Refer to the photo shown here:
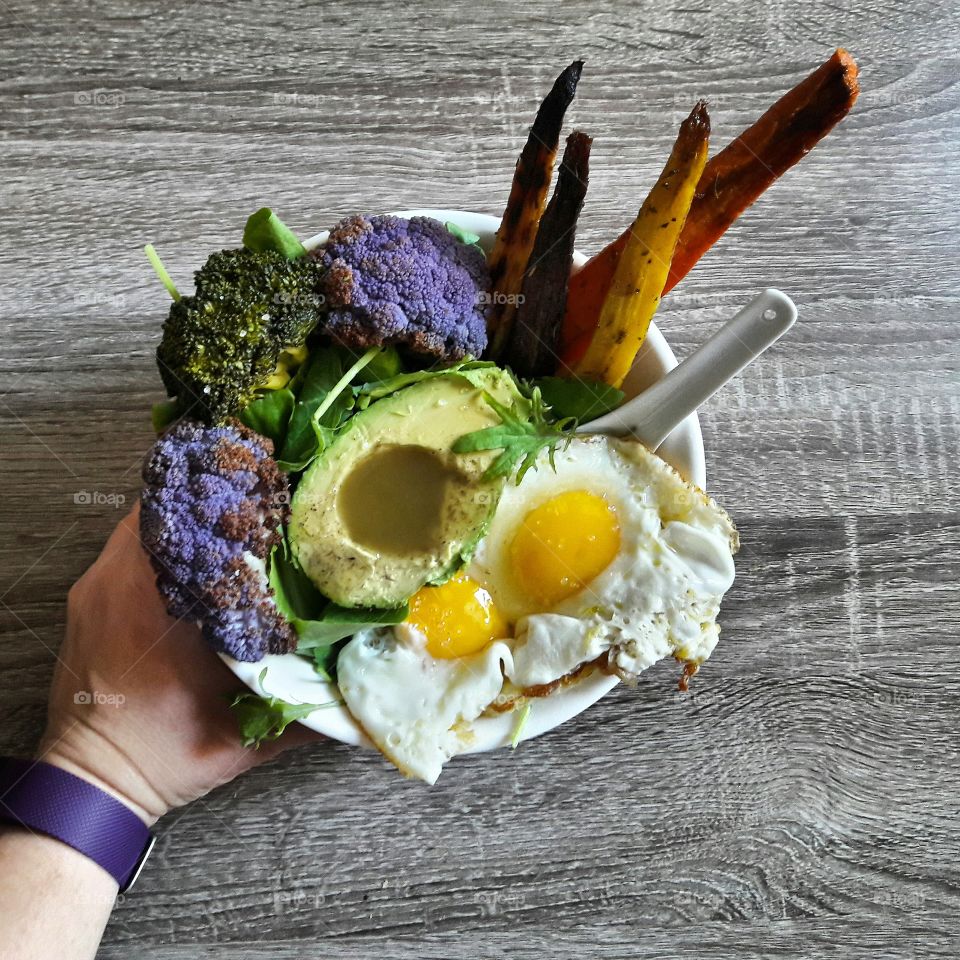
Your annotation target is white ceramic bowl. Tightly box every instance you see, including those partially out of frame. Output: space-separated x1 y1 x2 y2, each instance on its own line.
223 209 705 751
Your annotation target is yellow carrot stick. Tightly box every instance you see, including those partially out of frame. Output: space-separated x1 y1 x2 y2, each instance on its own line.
572 102 710 387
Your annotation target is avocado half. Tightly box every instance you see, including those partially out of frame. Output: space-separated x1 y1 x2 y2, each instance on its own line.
288 368 522 608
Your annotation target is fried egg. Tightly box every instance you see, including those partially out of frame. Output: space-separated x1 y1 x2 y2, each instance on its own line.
336 623 512 784
336 435 738 783
470 436 738 688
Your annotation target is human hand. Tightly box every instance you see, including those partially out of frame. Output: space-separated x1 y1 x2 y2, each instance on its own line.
38 506 319 825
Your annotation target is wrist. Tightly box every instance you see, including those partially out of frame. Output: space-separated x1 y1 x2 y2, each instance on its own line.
0 821 120 896
0 756 157 894
0 823 119 958
39 728 168 826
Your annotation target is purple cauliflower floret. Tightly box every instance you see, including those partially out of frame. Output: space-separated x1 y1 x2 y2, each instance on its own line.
140 419 295 662
318 215 489 362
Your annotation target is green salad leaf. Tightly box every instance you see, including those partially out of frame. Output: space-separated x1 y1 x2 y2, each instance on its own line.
239 388 296 449
293 602 409 650
151 398 182 433
359 345 403 384
268 533 408 679
306 646 337 682
268 533 328 620
275 346 375 471
308 347 380 428
229 667 336 749
143 243 181 301
445 221 484 255
510 702 532 749
242 207 307 260
452 388 576 482
270 343 443 469
358 359 496 403
532 376 624 422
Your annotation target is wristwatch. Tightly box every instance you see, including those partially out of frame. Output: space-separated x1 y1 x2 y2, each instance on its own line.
0 757 156 892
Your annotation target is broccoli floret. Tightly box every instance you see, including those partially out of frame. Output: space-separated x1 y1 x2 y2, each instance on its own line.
318 215 489 363
157 249 324 423
140 419 295 662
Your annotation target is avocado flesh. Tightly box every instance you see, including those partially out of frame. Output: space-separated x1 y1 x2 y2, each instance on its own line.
289 368 522 608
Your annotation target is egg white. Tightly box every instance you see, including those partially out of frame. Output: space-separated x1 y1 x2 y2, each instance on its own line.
336 625 513 784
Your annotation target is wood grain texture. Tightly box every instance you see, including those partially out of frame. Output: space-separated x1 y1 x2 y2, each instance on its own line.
1 0 959 956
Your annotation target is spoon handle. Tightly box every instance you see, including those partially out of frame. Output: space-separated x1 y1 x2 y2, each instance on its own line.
581 288 797 449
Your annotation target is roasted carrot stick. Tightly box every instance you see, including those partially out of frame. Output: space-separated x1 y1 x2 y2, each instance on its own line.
503 131 593 379
571 102 709 388
487 60 583 361
558 49 860 367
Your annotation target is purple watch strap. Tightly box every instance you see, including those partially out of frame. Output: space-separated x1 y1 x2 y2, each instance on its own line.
0 757 154 892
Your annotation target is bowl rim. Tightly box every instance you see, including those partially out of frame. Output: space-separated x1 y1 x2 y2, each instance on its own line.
221 208 706 755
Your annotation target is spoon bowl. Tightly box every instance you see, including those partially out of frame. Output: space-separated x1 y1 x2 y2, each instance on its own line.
581 288 797 449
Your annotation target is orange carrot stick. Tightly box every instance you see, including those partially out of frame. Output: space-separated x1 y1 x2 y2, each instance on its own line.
558 49 860 367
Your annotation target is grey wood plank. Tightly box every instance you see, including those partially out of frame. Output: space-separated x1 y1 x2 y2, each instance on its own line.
1 0 958 957
94 917 960 960
82 672 960 942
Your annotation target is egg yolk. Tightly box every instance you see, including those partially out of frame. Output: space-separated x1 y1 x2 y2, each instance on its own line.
406 574 509 659
510 490 621 608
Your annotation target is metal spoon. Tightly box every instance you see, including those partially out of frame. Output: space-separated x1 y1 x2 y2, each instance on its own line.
579 287 797 448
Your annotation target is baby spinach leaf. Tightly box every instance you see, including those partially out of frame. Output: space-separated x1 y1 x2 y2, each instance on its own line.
151 398 182 433
532 376 624 422
293 603 409 651
269 536 408 657
243 207 307 260
276 345 382 471
239 388 295 449
357 346 403 384
276 347 358 470
305 644 338 681
269 537 328 621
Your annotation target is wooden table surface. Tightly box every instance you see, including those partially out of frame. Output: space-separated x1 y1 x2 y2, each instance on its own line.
2 0 958 956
